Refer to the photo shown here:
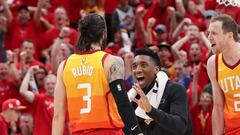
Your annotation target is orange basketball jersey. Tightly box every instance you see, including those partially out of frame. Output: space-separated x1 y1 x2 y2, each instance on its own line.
63 50 124 133
216 53 240 135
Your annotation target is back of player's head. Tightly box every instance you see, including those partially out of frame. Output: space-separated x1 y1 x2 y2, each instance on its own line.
76 14 107 52
210 14 238 42
135 47 161 68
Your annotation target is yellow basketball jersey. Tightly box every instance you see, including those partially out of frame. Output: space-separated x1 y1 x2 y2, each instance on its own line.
63 50 124 132
217 53 240 134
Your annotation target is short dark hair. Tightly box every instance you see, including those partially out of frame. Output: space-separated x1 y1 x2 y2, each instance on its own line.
135 47 161 67
210 14 238 42
18 5 29 12
76 13 107 52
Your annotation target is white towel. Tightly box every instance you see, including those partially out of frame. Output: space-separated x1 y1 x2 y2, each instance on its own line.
128 71 168 124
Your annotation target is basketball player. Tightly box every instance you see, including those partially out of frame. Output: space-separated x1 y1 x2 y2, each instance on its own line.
52 14 143 135
207 14 240 135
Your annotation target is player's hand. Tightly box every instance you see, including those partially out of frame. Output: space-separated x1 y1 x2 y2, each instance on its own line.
131 83 152 113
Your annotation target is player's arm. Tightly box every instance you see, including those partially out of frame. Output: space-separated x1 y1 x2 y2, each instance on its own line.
207 55 224 135
104 55 142 135
52 61 67 135
19 66 38 103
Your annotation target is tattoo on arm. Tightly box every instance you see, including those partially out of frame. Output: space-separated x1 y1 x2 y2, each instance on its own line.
108 58 124 83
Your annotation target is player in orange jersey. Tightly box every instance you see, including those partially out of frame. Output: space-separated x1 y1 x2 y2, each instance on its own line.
52 13 143 135
207 14 240 135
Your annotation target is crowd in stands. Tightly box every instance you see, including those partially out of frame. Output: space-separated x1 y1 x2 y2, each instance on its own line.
0 0 239 134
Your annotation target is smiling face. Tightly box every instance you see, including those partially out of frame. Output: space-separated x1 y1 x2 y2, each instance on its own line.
132 55 159 89
207 21 227 53
44 75 57 96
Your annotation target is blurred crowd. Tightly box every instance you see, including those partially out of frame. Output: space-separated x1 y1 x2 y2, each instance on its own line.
0 0 240 135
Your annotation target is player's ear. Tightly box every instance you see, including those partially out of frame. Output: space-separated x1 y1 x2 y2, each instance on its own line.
154 66 160 74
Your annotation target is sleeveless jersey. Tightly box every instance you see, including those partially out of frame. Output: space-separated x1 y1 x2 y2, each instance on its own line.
216 53 240 134
63 51 124 132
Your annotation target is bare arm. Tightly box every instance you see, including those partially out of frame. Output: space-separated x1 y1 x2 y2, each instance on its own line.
0 0 13 24
52 61 67 135
145 18 155 45
200 32 212 58
19 67 36 103
34 0 43 23
104 55 142 134
207 55 224 135
136 7 147 45
171 34 189 57
175 0 186 15
171 18 191 40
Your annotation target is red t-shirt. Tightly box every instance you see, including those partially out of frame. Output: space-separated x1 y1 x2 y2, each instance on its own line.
184 11 206 31
43 27 79 50
0 115 8 135
104 0 119 14
216 5 240 25
135 0 169 48
190 105 212 135
68 0 83 23
0 80 19 112
32 94 54 135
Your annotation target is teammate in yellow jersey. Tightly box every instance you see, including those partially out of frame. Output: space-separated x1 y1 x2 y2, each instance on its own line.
52 13 143 135
207 14 240 135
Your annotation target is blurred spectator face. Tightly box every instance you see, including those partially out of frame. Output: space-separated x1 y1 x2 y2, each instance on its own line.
18 9 30 25
34 67 47 88
174 61 184 80
0 63 8 81
199 92 212 107
120 0 129 6
114 30 122 43
44 75 56 96
54 7 68 26
87 0 97 7
189 43 201 63
187 24 199 40
156 31 168 43
187 1 197 15
178 50 187 63
21 41 35 59
6 109 20 122
141 0 153 6
132 55 158 88
19 114 33 135
158 47 171 61
59 43 71 60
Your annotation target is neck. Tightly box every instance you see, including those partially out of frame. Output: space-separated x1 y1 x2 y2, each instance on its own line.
90 43 101 51
1 112 10 123
222 42 240 63
142 78 156 94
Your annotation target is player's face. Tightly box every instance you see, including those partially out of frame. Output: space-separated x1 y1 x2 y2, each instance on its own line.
208 21 227 53
132 55 159 89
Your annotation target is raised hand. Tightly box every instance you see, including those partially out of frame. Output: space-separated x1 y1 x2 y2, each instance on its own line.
131 83 152 113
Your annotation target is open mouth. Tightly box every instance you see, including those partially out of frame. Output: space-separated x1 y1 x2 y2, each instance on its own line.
211 44 216 47
136 77 145 83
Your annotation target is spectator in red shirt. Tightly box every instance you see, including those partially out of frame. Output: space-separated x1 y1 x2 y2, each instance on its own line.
190 84 213 135
0 98 26 135
0 61 21 112
16 40 45 75
43 7 79 51
20 66 68 135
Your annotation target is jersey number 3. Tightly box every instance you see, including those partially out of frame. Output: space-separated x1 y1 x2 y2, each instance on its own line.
77 83 91 114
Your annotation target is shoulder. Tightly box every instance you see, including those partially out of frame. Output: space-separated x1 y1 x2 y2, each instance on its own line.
103 55 124 82
165 80 187 96
104 54 124 67
207 54 217 80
